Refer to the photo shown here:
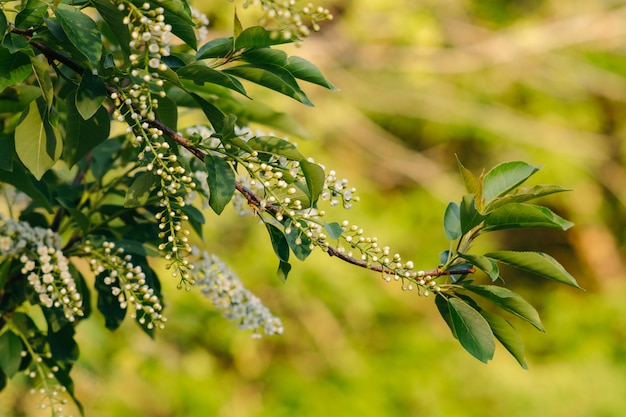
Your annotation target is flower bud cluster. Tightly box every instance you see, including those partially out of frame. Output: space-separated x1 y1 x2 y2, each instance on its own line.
0 215 83 322
191 7 210 43
84 241 167 330
21 349 72 417
191 250 284 337
321 170 359 209
245 0 334 38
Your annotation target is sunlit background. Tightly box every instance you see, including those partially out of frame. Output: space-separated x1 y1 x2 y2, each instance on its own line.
4 0 626 415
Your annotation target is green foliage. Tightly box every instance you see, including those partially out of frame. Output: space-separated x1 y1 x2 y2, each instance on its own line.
0 0 578 415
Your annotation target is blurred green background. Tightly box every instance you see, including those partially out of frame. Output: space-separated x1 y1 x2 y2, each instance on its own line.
5 0 626 415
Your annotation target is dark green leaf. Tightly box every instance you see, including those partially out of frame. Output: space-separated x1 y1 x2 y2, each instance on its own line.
76 72 107 120
15 97 62 180
464 285 544 331
177 64 247 96
324 221 342 240
482 161 540 204
284 218 313 261
0 50 32 93
0 330 22 377
235 26 294 49
0 161 53 213
64 92 110 166
0 132 15 171
196 36 235 59
92 0 132 58
154 95 178 132
460 194 486 234
15 0 48 30
124 172 159 208
484 203 573 231
0 258 11 289
485 184 571 212
480 309 528 369
1 33 30 54
443 201 461 240
485 250 581 289
265 223 290 262
242 47 288 66
300 160 325 206
224 64 313 106
205 154 236 215
47 322 78 363
277 260 291 283
458 252 499 281
0 10 7 39
286 56 338 90
30 56 53 110
435 294 456 338
55 3 102 69
95 272 126 331
189 92 225 132
449 297 495 363
248 136 305 161
162 6 196 50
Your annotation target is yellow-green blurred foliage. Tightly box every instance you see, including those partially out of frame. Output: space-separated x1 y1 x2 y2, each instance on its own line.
4 0 626 416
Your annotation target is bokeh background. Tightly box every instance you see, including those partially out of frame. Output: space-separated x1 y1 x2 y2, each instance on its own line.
4 0 626 415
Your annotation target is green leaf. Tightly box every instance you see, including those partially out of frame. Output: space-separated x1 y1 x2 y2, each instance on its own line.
196 36 235 59
443 201 461 240
224 64 313 106
460 194 486 234
188 92 225 132
92 0 132 58
0 330 22 377
435 294 456 338
277 260 291 283
1 33 30 54
485 184 571 212
265 223 290 262
0 258 11 289
484 203 574 231
95 272 127 331
154 95 178 132
76 72 106 120
64 92 110 166
161 3 197 50
482 161 540 204
124 172 159 208
176 64 247 96
235 26 294 49
458 252 499 281
55 3 102 69
464 285 545 331
0 160 53 212
485 250 581 289
233 10 243 38
449 297 495 363
15 0 48 30
324 221 343 240
242 47 288 66
205 154 236 215
456 155 482 198
286 56 338 90
0 132 15 171
248 136 305 161
0 10 7 39
479 309 528 369
30 56 54 110
0 50 32 93
300 160 325 206
15 97 62 180
284 218 313 261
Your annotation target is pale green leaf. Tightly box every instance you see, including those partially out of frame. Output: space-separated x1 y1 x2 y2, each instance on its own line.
286 56 338 90
486 250 581 289
464 285 545 331
484 203 573 231
482 161 540 203
30 56 53 110
124 173 159 208
324 221 342 240
485 184 571 212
